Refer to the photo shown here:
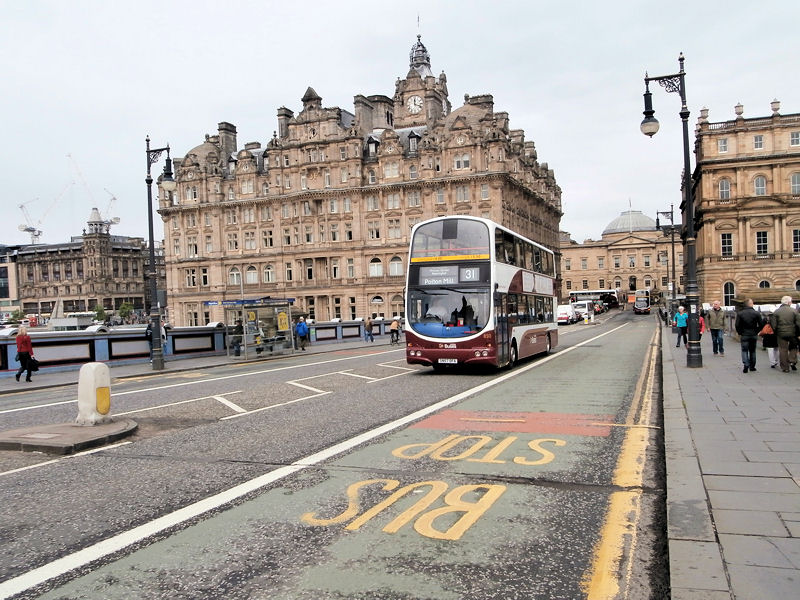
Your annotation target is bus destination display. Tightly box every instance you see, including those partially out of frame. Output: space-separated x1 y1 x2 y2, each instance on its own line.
418 265 482 286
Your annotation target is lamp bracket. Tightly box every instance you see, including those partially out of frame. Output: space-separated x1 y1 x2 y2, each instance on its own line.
645 73 682 95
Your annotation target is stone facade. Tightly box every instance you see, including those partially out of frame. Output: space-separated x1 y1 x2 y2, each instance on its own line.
14 208 161 318
160 37 562 326
694 101 800 305
559 210 683 302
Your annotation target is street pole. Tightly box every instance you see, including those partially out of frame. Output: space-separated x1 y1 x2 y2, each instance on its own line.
145 136 176 371
641 53 702 368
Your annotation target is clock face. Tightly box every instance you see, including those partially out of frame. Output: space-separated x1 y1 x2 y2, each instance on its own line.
407 95 423 114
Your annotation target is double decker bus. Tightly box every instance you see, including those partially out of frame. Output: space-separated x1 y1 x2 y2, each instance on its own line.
633 289 651 314
405 216 557 370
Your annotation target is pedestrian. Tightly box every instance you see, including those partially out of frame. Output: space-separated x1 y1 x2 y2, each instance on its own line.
769 295 800 373
145 321 154 361
296 316 309 350
734 298 764 373
672 305 688 348
698 313 706 339
706 300 726 356
231 319 244 356
15 325 35 382
365 316 374 342
760 318 779 369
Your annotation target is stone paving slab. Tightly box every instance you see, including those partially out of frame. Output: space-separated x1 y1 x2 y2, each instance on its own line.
0 418 138 454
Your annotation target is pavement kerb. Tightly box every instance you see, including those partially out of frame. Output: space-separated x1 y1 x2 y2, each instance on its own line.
661 325 731 597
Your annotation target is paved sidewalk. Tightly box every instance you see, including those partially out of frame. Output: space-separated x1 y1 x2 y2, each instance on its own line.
663 326 800 599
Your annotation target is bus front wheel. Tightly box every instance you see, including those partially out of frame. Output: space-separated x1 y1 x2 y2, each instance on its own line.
508 342 518 369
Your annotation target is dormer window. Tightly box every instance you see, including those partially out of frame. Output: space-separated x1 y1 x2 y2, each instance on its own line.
409 136 418 153
368 139 379 157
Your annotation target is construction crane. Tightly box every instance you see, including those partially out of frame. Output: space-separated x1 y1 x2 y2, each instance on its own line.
17 180 75 243
66 153 96 206
103 188 121 225
18 201 43 243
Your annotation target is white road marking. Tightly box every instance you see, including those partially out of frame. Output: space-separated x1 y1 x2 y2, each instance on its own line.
337 370 378 381
0 441 132 478
212 395 247 413
114 391 243 417
0 325 627 599
0 350 399 416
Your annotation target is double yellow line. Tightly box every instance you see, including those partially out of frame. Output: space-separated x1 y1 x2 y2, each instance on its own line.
582 326 660 599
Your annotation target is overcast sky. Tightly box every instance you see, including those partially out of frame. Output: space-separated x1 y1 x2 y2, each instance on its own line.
3 0 798 247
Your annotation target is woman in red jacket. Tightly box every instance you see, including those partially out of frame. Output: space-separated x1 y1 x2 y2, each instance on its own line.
15 325 34 382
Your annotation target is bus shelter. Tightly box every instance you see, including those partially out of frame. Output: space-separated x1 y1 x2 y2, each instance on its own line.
205 297 295 359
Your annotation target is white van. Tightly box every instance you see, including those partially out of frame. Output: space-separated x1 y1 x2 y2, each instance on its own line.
571 301 594 319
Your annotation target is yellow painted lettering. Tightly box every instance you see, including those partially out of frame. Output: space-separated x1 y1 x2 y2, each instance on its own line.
392 434 462 459
513 438 566 466
466 435 518 464
346 481 448 531
301 479 398 526
430 435 493 461
414 484 507 540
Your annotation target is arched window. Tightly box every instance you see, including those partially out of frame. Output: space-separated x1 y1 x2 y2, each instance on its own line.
389 256 403 276
614 279 622 290
795 279 800 291
791 173 800 195
228 267 241 285
263 264 274 283
391 294 404 318
758 280 771 288
718 178 731 200
754 175 767 196
245 265 258 284
409 165 418 179
368 257 383 277
368 169 376 184
723 282 735 306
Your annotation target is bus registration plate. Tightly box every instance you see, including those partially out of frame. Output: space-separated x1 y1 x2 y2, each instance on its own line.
438 358 458 364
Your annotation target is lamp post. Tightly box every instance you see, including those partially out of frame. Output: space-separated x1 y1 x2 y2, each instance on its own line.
656 204 678 321
145 136 176 371
641 53 702 368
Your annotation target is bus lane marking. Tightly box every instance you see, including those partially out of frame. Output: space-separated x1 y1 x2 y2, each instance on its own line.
582 326 659 599
412 409 616 436
0 326 627 599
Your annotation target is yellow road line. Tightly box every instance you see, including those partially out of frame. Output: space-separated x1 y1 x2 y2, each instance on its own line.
582 326 659 599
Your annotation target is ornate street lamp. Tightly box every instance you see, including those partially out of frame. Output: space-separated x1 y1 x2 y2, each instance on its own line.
145 136 176 371
641 53 702 368
656 204 678 321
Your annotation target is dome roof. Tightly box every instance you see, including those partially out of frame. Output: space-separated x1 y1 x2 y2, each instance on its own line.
602 210 657 235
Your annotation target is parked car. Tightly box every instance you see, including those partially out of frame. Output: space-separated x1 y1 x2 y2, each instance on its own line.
557 304 579 325
571 300 594 320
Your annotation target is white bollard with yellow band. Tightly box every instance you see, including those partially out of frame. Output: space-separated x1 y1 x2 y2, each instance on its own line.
76 363 113 425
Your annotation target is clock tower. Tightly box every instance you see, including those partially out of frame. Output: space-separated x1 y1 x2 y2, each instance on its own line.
393 35 450 128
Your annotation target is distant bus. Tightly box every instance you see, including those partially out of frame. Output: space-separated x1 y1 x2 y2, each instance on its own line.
405 216 557 370
633 289 651 314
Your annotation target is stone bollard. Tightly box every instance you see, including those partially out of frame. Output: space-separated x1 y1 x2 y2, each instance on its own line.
76 363 113 425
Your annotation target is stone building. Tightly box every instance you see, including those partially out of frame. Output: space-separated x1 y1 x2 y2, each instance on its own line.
160 37 562 326
694 100 800 305
559 210 682 302
14 208 161 318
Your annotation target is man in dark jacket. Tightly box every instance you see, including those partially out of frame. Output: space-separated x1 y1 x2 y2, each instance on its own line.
735 298 763 373
706 300 726 356
769 295 800 372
